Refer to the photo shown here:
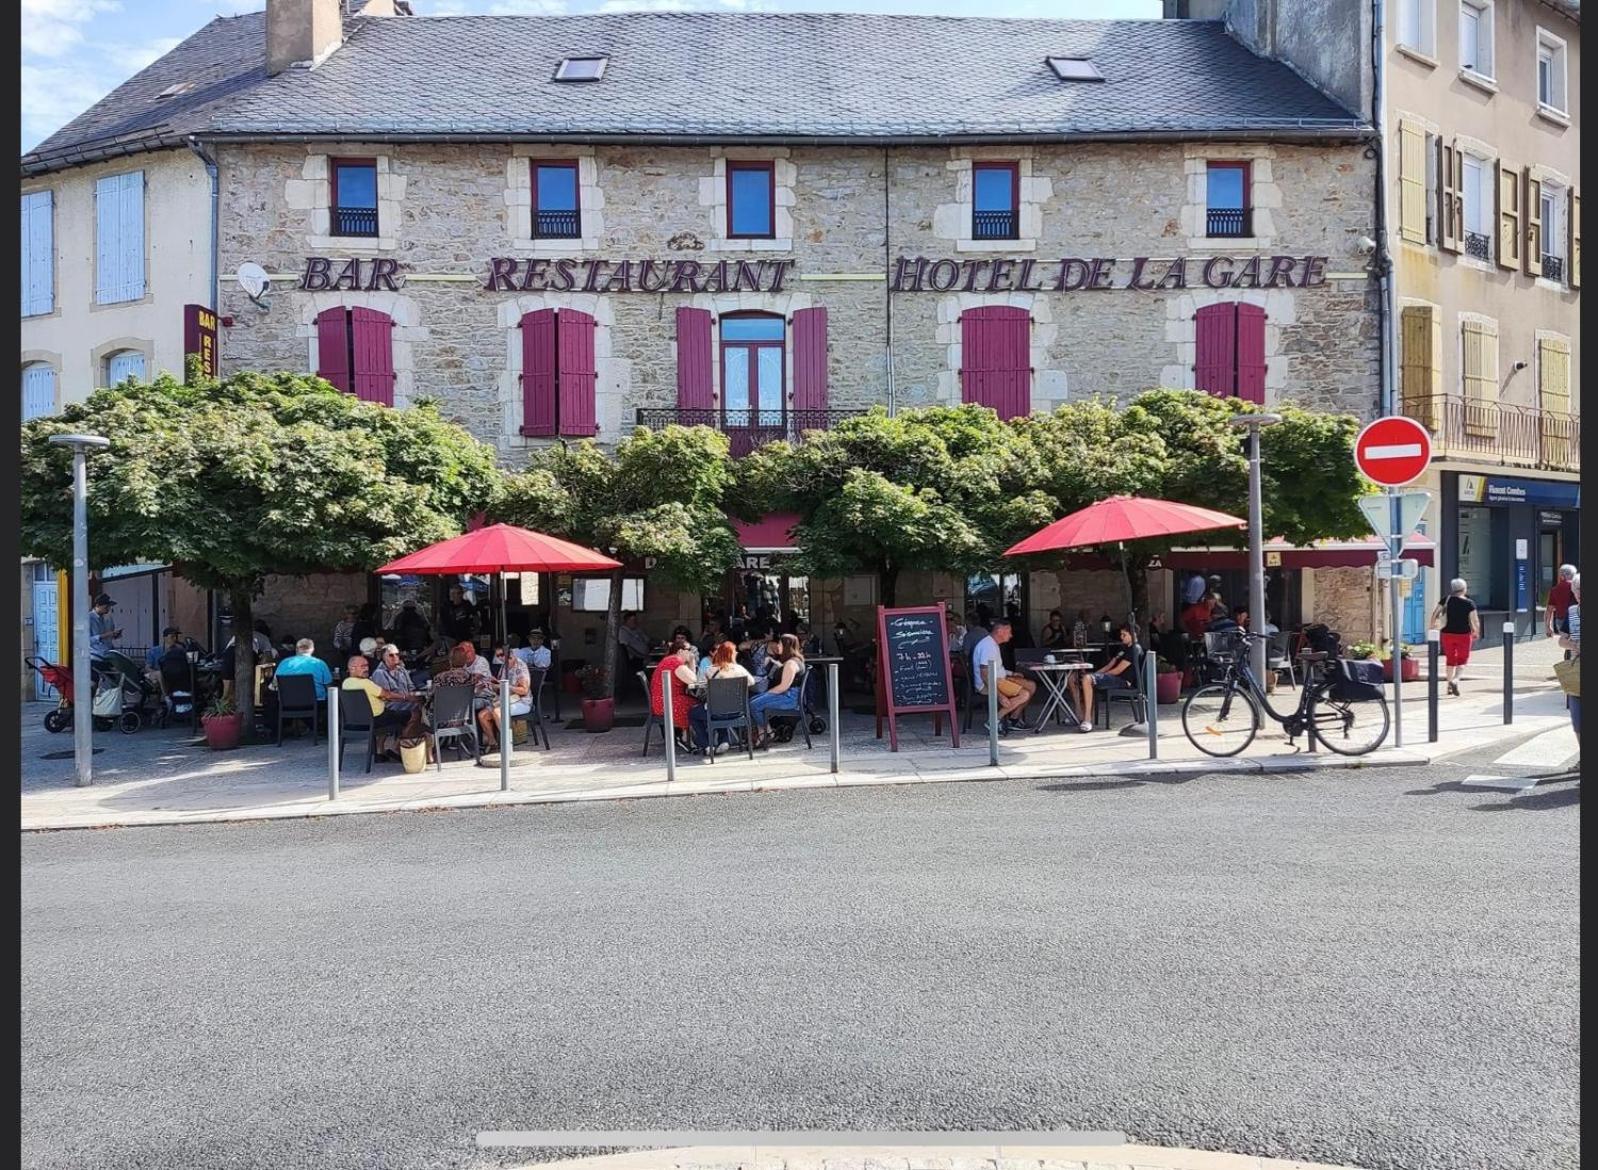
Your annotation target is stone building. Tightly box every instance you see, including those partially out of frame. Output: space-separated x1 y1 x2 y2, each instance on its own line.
22 0 1391 666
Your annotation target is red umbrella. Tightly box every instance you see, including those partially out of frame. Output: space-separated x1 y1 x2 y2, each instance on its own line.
1005 496 1244 557
378 524 620 576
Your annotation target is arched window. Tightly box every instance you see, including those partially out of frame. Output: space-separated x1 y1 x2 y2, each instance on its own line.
104 349 146 386
315 306 395 405
21 362 56 421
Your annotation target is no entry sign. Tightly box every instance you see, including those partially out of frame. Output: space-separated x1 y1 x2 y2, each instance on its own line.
1354 416 1432 487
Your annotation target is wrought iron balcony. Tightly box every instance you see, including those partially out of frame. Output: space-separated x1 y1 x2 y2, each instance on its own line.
1402 395 1580 472
332 206 379 238
534 209 581 239
1541 254 1565 282
1206 207 1252 238
634 407 866 457
972 210 1018 240
1464 231 1492 261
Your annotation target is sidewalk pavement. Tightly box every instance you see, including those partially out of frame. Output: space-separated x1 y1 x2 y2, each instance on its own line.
528 1143 1356 1170
19 639 1573 832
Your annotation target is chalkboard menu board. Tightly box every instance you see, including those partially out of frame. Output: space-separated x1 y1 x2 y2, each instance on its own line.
875 604 959 751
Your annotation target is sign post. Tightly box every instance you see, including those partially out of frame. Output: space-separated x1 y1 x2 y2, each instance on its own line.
1354 416 1434 752
874 605 960 753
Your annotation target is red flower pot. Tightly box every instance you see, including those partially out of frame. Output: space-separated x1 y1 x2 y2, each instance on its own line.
201 712 243 751
1156 670 1183 705
1382 656 1420 683
580 698 614 733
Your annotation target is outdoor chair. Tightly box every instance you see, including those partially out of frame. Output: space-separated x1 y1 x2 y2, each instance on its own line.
157 656 197 733
275 672 322 745
1266 629 1300 690
337 689 380 775
957 658 978 732
429 683 480 770
638 670 667 756
767 669 816 748
519 669 549 750
1097 643 1148 730
703 676 754 762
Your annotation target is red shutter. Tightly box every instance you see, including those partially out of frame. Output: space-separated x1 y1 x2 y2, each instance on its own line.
674 307 714 413
959 305 1030 420
1235 303 1266 404
556 309 598 437
315 307 351 393
1194 303 1238 396
519 308 557 437
350 307 395 406
791 307 829 414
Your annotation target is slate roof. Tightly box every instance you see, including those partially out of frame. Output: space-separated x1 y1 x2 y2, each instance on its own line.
23 11 1368 176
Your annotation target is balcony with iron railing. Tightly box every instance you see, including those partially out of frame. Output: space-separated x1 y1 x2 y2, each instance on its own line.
635 407 867 457
971 210 1018 240
1463 231 1492 261
534 208 581 239
332 206 379 238
1206 207 1252 238
1403 395 1580 472
1541 254 1565 282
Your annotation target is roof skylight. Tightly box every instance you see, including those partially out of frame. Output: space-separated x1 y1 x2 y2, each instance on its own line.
554 56 608 82
1047 57 1105 82
155 81 196 99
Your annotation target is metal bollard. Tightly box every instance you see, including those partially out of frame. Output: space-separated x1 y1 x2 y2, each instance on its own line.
827 662 840 775
1503 621 1516 725
662 667 677 783
1426 629 1440 744
987 661 1000 767
1146 654 1159 760
500 674 511 792
327 689 340 801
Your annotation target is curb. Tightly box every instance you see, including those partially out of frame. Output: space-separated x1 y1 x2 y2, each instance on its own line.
517 1143 1360 1170
18 748 1429 833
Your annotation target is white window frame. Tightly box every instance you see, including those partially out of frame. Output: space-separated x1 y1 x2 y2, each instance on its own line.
1540 181 1568 272
1536 28 1568 115
1396 0 1437 58
20 190 54 318
1461 152 1491 241
1459 0 1495 81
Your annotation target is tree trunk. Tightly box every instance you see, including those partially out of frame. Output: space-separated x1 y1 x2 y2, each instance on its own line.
602 566 623 700
229 585 256 741
880 562 898 608
1120 547 1151 641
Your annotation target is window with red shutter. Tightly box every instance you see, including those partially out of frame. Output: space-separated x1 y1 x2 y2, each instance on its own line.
960 305 1030 420
1194 302 1267 401
1235 304 1267 404
557 309 598 437
315 307 351 393
350 307 395 405
791 307 829 417
675 306 714 418
519 308 557 437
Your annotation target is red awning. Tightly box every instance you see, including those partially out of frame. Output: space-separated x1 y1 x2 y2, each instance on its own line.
1163 532 1435 570
733 512 801 552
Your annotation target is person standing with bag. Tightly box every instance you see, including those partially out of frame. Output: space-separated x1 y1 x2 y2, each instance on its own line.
1556 575 1580 744
1432 578 1481 697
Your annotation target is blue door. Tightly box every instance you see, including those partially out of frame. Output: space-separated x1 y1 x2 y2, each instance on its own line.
1402 567 1428 644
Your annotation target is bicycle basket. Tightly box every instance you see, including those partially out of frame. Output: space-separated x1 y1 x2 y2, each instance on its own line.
1330 658 1384 702
1203 629 1247 660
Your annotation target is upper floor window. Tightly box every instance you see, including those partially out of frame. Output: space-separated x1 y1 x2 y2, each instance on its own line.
1459 0 1494 79
1195 302 1267 404
94 171 144 305
104 349 146 386
726 161 775 240
21 362 56 422
1206 162 1251 238
316 306 395 404
531 161 581 239
1539 183 1568 282
720 313 786 428
1460 153 1492 260
330 158 379 238
21 190 53 317
519 307 598 438
1396 0 1436 56
971 162 1019 240
1537 30 1568 114
960 305 1031 420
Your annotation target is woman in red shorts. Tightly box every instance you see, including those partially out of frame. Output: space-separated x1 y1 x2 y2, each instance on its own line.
1433 578 1482 697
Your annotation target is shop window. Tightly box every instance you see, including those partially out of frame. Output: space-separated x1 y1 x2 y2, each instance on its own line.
1456 505 1503 609
726 161 775 239
21 362 56 421
94 171 144 304
532 161 581 239
104 349 146 386
330 158 379 238
316 306 396 405
1194 302 1266 403
1206 162 1251 238
971 162 1019 240
572 576 643 612
21 190 53 317
1459 0 1494 80
960 305 1031 419
519 307 597 437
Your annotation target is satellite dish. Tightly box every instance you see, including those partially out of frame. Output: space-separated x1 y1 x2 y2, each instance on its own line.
236 262 271 304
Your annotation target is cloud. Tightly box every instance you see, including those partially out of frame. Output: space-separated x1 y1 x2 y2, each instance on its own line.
21 61 113 147
20 0 121 57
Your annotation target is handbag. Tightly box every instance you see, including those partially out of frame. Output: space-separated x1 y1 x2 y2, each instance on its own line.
1553 656 1581 698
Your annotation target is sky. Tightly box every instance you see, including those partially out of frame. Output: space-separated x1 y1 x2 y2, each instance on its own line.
20 0 1165 152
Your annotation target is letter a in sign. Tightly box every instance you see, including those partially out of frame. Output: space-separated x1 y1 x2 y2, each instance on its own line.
1353 416 1432 488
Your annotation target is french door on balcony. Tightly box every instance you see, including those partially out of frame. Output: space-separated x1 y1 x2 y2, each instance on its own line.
721 313 786 456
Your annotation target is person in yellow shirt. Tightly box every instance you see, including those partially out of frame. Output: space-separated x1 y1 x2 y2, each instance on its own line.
341 655 418 760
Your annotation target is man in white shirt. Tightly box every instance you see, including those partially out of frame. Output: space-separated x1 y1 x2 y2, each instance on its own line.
457 640 492 681
970 619 1035 734
517 629 553 673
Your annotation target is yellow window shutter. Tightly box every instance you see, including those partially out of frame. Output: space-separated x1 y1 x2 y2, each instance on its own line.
1461 321 1497 438
1438 140 1461 253
1400 307 1438 427
1399 123 1427 244
1496 162 1520 270
1570 189 1581 288
1525 173 1544 277
1538 338 1572 467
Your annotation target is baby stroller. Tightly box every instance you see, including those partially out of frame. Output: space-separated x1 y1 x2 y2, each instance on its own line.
767 668 829 745
25 656 146 734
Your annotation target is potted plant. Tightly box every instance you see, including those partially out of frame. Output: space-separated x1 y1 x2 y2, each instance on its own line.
1379 641 1421 683
1347 641 1379 662
1155 655 1182 705
201 695 243 751
577 665 614 733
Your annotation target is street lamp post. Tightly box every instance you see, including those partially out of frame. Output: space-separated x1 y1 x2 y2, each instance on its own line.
49 433 111 788
1228 413 1281 687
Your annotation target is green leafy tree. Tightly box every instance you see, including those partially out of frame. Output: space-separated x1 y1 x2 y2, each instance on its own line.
19 372 502 725
740 406 1056 605
497 425 741 698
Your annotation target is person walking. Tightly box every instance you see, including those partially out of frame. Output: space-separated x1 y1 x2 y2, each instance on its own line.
1432 578 1481 697
1557 575 1580 745
1546 564 1578 638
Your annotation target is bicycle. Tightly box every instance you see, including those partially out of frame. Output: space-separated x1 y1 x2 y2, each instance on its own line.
1180 629 1390 758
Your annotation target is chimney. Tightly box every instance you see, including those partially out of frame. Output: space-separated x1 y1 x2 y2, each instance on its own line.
267 0 343 76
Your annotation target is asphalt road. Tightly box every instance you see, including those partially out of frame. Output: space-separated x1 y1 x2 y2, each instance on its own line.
21 740 1579 1170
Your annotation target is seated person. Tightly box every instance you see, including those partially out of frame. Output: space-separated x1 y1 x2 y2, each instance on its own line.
430 646 500 751
690 640 755 755
1179 597 1214 639
1072 624 1139 731
276 638 335 701
1040 610 1068 650
456 640 493 682
372 644 419 713
144 627 184 686
649 639 702 751
970 618 1035 734
1207 606 1246 634
341 654 419 759
750 635 782 694
516 629 553 674
750 635 807 750
480 647 532 750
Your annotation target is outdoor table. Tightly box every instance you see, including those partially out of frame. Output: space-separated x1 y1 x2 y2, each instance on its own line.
1021 661 1092 733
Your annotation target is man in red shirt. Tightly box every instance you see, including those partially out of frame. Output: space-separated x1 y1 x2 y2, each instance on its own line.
1546 564 1577 637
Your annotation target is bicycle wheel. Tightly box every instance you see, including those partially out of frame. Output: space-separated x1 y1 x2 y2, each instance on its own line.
1182 684 1261 757
1309 684 1390 756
